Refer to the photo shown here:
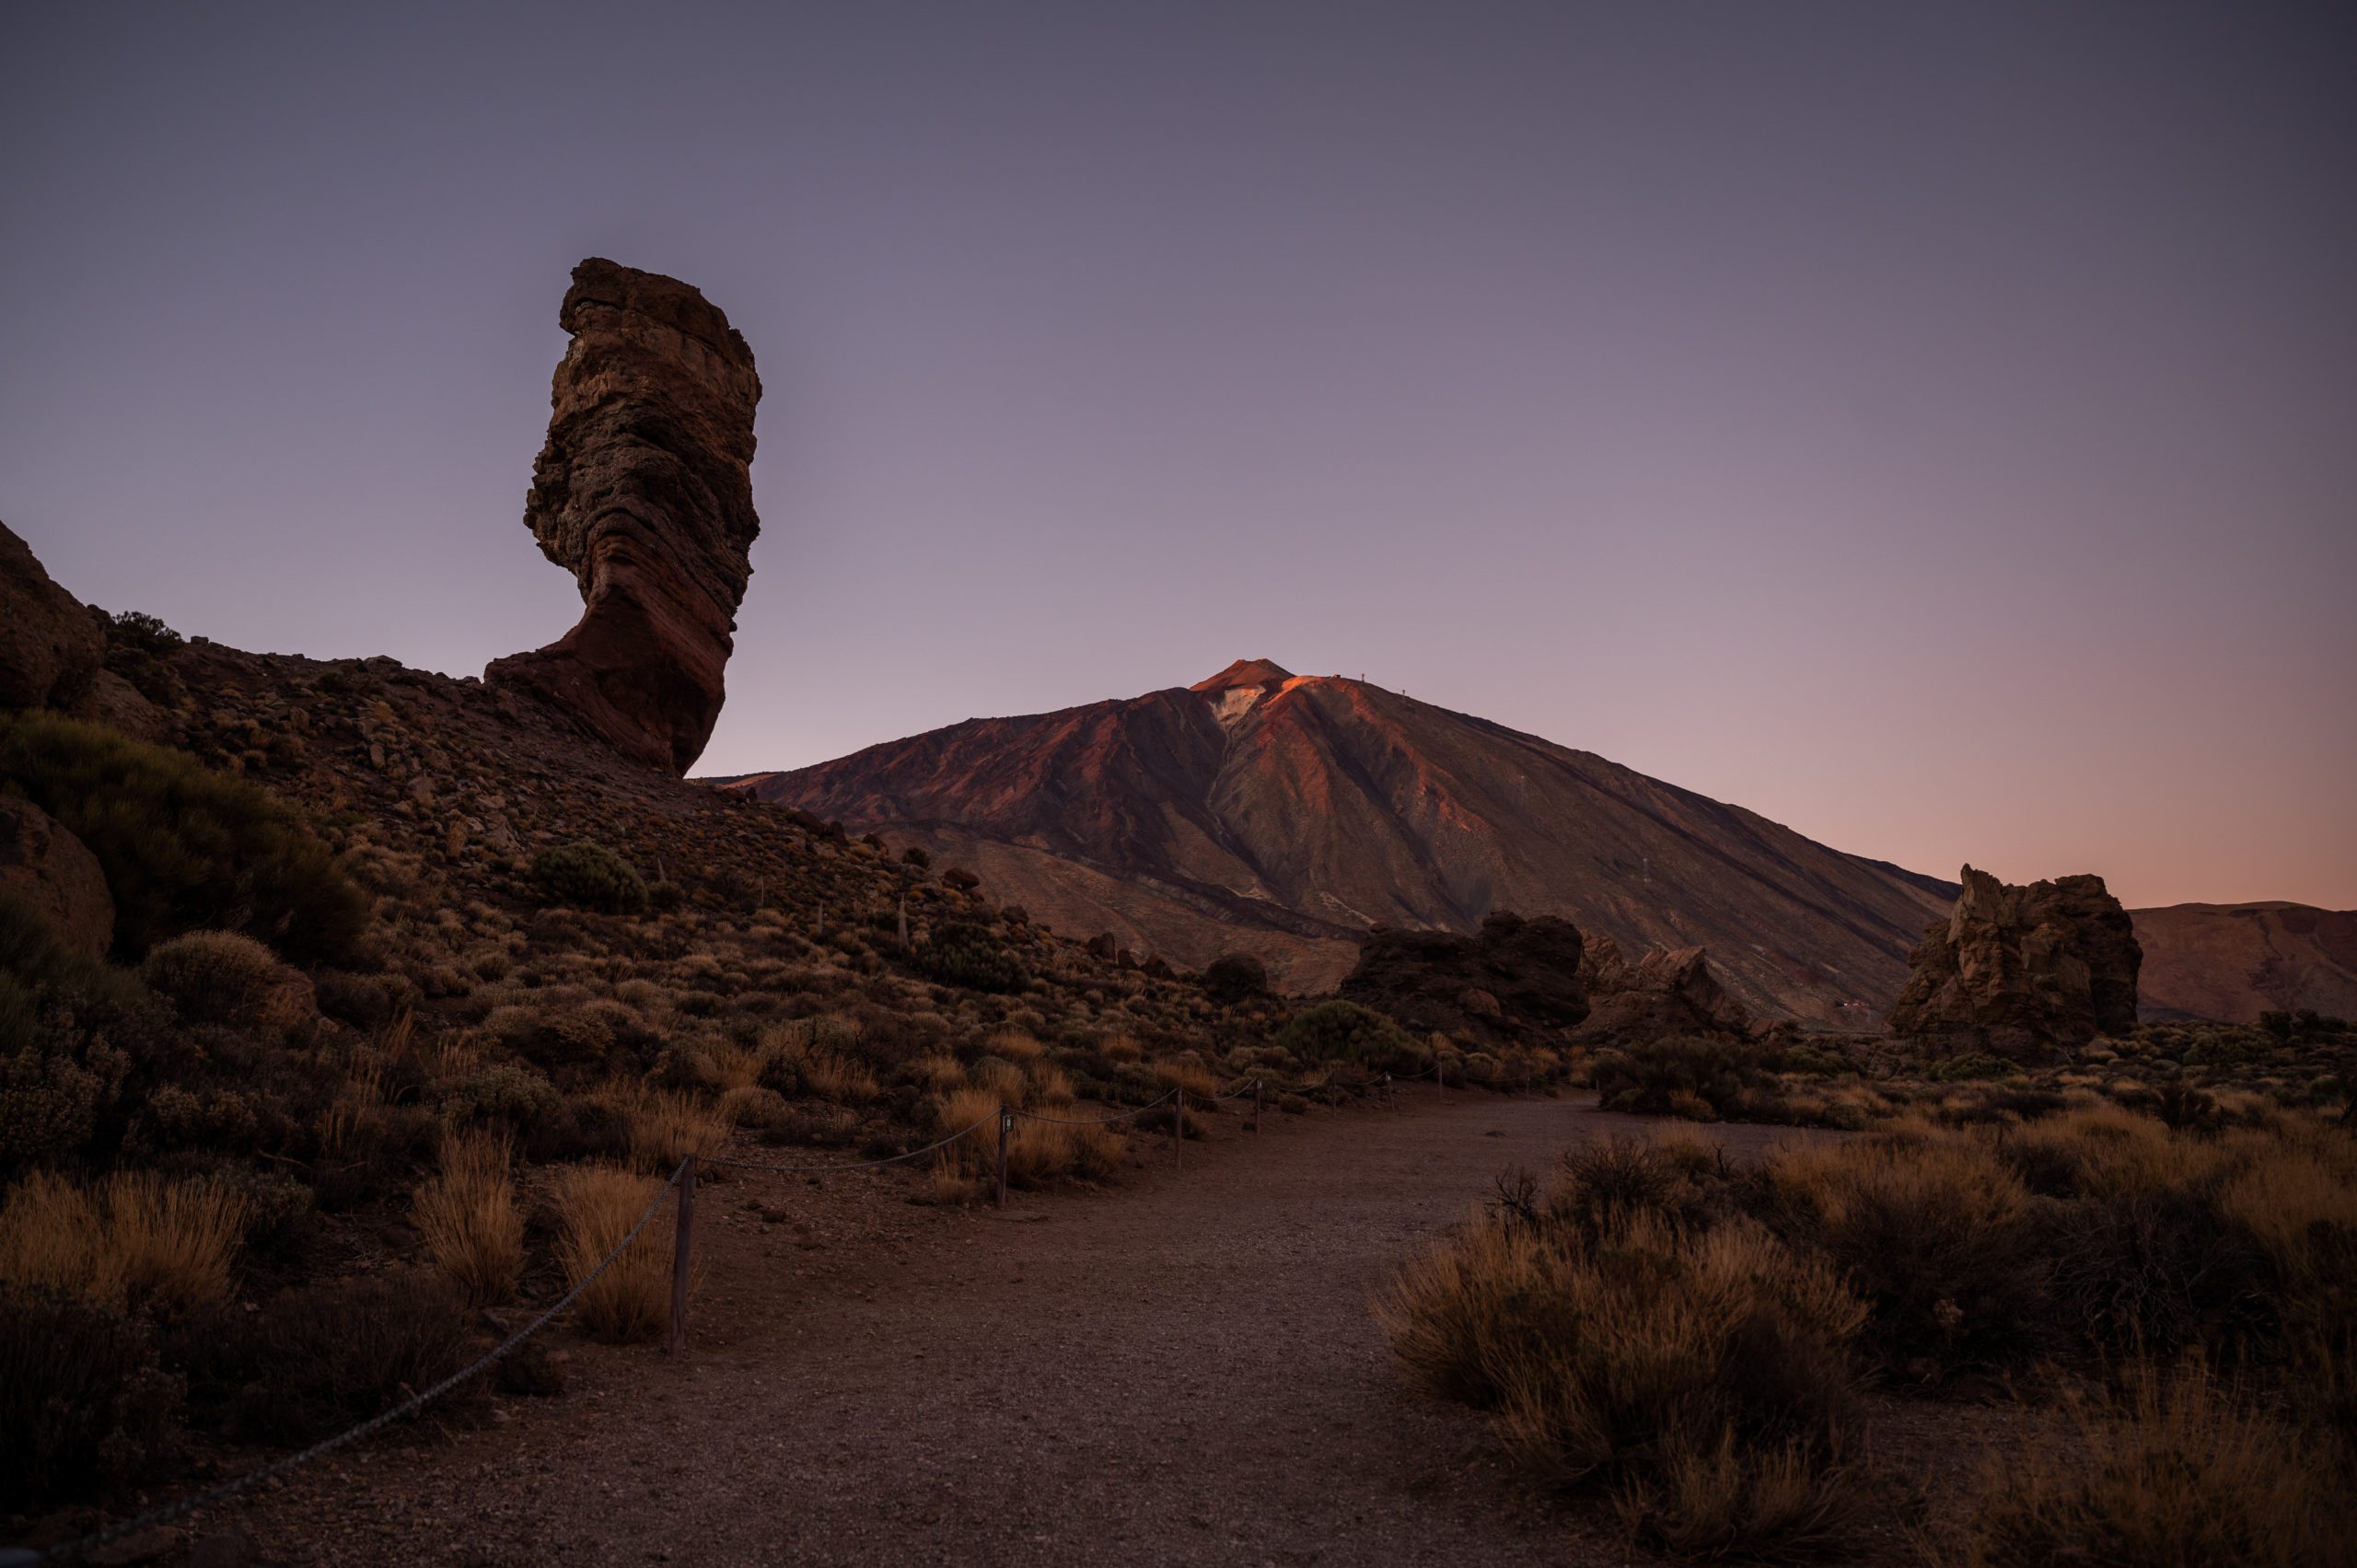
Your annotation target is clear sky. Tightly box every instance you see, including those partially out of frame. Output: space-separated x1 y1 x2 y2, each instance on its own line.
4 3 2351 909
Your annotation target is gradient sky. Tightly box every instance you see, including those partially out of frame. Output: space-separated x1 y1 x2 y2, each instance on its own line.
5 3 2352 909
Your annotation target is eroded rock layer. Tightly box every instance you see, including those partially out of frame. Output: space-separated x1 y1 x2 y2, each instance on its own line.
488 259 762 773
1886 865 2142 1061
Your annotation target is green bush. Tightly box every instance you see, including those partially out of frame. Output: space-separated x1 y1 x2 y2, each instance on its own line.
910 921 1029 993
1588 1034 1778 1119
1272 1001 1431 1073
528 842 647 914
0 1288 184 1512
1927 1052 2025 1083
140 930 294 1028
1 893 145 1172
0 711 368 963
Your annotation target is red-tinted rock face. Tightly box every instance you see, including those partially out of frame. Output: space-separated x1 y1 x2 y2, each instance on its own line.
487 260 762 773
1886 865 2142 1060
737 664 1959 1016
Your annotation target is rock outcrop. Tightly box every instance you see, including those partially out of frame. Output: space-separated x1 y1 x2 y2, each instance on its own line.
1 521 104 713
0 796 114 956
1886 865 2142 1061
487 260 762 773
1574 935 1753 1042
1339 912 1588 1045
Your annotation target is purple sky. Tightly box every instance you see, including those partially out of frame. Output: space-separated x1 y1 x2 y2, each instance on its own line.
5 4 2352 909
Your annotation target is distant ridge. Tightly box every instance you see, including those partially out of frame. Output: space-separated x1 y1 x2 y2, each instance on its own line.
726 664 1960 1019
2130 901 2357 1023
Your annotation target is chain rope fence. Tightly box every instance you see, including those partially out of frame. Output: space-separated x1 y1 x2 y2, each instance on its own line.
22 1053 1548 1562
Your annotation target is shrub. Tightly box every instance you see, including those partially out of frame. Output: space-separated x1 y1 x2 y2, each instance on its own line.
139 929 302 1029
910 921 1028 994
412 1128 522 1307
221 1273 481 1444
0 1288 183 1512
1926 1052 2022 1083
554 1165 672 1343
529 842 648 915
1588 1034 1777 1120
0 710 368 962
1766 1132 2047 1382
1936 1362 2349 1568
1271 1001 1430 1074
1380 1138 1865 1559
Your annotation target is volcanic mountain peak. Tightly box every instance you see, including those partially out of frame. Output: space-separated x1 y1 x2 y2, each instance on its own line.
1190 657 1295 693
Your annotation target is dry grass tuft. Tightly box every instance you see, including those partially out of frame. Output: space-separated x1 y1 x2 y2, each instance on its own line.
0 1170 248 1313
1152 1060 1221 1098
1379 1132 1864 1559
606 1085 729 1175
1935 1361 2351 1568
553 1164 672 1343
412 1128 522 1306
985 1029 1046 1063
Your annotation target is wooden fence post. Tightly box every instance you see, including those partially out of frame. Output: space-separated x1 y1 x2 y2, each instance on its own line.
1173 1086 1184 1169
1436 1056 1446 1091
1253 1076 1263 1135
995 1106 1011 1208
668 1154 697 1355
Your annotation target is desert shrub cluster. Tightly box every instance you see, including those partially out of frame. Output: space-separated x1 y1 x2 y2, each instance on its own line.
1384 1108 2357 1561
0 711 367 963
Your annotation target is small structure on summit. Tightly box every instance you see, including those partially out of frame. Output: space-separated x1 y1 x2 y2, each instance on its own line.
488 259 763 773
1884 865 2142 1062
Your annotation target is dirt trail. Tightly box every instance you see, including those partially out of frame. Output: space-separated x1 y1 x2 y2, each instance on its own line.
228 1090 1785 1566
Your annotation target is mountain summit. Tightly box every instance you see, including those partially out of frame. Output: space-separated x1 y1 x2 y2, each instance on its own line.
728 668 1959 1019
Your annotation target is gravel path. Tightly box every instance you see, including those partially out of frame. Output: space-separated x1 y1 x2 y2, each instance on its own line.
221 1089 1794 1566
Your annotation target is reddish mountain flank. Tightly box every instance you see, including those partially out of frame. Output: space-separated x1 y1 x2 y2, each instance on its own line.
725 662 1960 1021
2130 901 2357 1023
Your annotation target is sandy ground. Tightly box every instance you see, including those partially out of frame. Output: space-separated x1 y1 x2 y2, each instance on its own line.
191 1089 1951 1567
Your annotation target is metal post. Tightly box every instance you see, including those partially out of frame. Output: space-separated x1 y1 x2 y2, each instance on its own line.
1253 1077 1263 1135
995 1107 1011 1208
1436 1056 1446 1091
1173 1086 1184 1169
668 1155 697 1354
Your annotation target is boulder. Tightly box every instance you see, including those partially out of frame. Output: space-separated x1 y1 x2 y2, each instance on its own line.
0 520 104 712
1574 934 1752 1043
1885 865 2142 1062
487 260 763 773
1339 911 1587 1044
0 796 114 956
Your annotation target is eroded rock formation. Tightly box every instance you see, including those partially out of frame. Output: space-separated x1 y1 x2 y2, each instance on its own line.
1886 865 2142 1061
0 521 104 712
1339 911 1588 1045
487 259 762 773
1574 935 1753 1042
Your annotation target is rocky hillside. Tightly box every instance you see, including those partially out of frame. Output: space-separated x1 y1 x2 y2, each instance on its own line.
2131 901 2357 1023
726 659 1960 1022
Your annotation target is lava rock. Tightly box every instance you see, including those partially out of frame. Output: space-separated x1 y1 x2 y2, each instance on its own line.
487 260 763 773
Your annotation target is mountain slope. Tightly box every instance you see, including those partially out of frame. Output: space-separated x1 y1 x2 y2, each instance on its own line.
2131 901 2357 1023
726 661 1958 1020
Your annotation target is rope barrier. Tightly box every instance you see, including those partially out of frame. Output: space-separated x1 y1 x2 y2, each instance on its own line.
698 1113 1000 1176
34 1159 691 1565
1010 1088 1177 1127
32 1054 1558 1561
